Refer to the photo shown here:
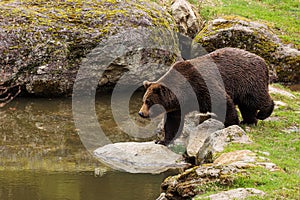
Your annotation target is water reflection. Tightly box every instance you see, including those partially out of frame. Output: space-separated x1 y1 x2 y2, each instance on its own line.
0 171 165 200
0 92 163 199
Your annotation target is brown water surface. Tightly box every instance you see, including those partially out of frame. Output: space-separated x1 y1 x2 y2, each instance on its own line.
0 93 164 200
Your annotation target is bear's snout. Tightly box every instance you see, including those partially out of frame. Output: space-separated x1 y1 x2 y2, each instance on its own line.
138 111 148 118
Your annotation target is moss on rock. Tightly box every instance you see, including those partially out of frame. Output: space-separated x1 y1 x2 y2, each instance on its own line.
0 0 177 96
194 16 300 83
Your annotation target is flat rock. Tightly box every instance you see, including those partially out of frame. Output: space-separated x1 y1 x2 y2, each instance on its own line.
195 188 265 200
214 150 282 172
94 142 189 174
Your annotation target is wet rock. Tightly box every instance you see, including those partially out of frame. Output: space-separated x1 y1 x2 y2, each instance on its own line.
0 0 178 97
170 0 204 38
197 125 252 164
156 193 168 200
195 188 265 200
194 16 300 83
93 142 189 174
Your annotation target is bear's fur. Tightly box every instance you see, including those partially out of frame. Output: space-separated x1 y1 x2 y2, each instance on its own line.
139 47 274 145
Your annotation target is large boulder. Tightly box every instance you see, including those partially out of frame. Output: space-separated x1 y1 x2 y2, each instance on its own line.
0 0 179 97
194 16 300 83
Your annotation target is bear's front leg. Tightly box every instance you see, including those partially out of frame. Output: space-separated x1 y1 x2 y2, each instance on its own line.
156 110 183 146
224 95 239 127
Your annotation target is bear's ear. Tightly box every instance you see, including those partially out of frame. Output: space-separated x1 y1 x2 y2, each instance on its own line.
152 86 160 94
143 80 152 89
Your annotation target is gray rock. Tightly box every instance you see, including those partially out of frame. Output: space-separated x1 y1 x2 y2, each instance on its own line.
94 142 189 174
269 85 296 98
197 125 252 164
187 118 224 158
170 0 204 38
195 188 265 200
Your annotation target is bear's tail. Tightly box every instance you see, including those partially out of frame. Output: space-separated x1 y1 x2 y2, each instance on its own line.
257 100 275 120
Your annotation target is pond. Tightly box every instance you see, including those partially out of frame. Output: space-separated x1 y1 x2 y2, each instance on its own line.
0 93 167 200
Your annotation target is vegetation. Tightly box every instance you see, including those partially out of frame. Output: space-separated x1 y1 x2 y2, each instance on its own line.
154 0 299 48
196 0 300 48
194 85 300 199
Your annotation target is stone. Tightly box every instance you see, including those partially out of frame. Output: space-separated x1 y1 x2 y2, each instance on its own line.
170 0 204 38
194 16 300 83
194 188 265 200
93 142 189 174
273 46 300 83
161 150 280 199
0 0 178 97
214 150 281 172
269 85 296 98
197 125 252 164
156 193 168 200
187 118 224 158
274 100 287 109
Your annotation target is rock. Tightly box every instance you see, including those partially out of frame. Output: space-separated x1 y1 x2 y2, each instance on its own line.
0 0 178 97
187 118 224 158
197 125 252 164
161 164 241 200
274 100 287 109
269 85 296 98
194 16 300 83
156 193 168 200
160 150 280 199
93 142 189 174
283 126 300 134
156 111 213 148
170 0 204 38
273 46 300 83
194 188 265 200
214 150 282 172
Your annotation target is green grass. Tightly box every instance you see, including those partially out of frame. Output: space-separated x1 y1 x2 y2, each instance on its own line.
197 0 300 48
197 85 300 199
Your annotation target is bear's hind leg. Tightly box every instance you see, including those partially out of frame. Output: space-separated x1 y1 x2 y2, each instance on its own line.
238 104 258 125
257 100 274 120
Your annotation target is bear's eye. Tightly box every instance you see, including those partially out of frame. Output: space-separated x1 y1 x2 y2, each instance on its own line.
145 99 150 105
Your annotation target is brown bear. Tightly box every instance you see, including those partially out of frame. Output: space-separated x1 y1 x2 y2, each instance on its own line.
139 47 274 145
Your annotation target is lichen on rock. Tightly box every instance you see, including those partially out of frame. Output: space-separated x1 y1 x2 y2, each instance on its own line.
194 16 300 83
0 0 178 97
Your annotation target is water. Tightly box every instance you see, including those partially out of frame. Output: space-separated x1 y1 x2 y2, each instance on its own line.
0 171 166 200
0 93 166 200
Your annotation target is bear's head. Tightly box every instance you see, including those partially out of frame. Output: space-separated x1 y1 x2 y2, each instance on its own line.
138 80 178 118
